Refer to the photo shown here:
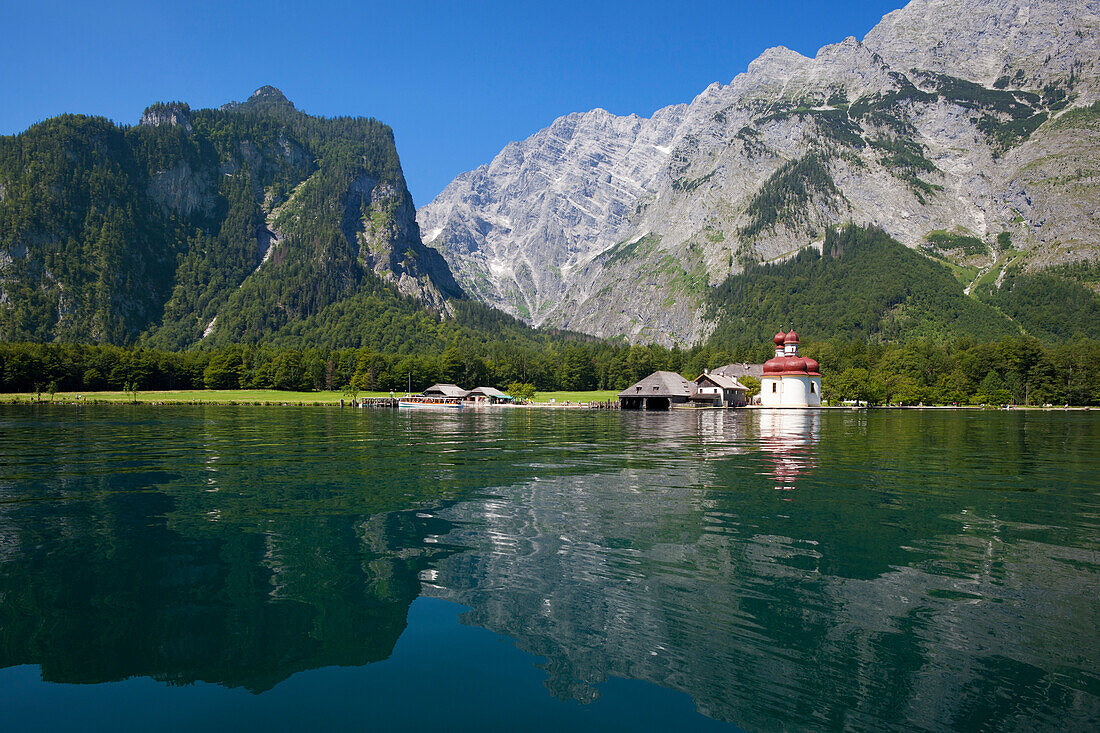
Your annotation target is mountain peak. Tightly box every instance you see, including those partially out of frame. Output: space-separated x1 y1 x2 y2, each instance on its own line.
220 85 297 114
248 85 291 105
419 0 1100 346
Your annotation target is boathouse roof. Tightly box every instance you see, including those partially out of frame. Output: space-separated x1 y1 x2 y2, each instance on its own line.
618 371 693 399
423 383 469 398
468 386 509 398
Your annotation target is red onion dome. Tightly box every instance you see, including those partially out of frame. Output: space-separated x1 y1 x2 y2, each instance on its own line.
786 356 809 373
773 331 786 346
763 357 783 374
804 357 820 373
784 330 800 344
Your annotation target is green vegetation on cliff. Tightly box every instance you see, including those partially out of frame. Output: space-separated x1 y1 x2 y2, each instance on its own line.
710 225 1020 347
974 266 1100 342
739 153 839 239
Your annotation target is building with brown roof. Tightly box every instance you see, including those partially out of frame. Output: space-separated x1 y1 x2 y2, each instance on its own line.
692 371 749 407
422 383 470 399
618 371 694 410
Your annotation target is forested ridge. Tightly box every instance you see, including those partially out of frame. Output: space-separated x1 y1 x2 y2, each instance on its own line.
709 225 1023 346
0 87 457 348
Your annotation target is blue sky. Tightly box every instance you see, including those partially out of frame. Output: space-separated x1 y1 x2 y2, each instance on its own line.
1 0 903 206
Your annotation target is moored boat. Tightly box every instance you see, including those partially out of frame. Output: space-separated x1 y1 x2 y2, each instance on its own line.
398 395 464 409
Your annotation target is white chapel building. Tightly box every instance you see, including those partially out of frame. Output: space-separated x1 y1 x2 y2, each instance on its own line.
760 330 822 407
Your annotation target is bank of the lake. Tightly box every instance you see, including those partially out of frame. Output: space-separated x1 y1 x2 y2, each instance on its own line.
3 388 1094 410
0 389 390 405
0 389 625 406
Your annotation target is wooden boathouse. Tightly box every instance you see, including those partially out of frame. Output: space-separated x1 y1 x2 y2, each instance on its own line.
618 371 694 410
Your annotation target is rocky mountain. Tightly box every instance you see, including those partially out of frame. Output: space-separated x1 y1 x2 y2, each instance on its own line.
0 86 462 347
419 0 1100 346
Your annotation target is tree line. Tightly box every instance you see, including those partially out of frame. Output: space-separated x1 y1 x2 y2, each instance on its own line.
3 335 1099 406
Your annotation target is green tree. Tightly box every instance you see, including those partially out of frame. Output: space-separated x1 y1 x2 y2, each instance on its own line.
203 352 244 389
272 351 305 391
504 381 536 402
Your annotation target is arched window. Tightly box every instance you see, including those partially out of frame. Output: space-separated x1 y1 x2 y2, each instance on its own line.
772 383 777 393
810 382 816 394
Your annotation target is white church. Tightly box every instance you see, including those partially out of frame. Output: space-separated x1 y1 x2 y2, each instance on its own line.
760 330 822 407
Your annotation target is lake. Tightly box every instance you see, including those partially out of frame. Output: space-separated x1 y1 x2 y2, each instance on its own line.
0 405 1097 731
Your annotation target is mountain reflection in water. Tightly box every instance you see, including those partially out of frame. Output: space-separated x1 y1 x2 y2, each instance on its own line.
0 405 1097 731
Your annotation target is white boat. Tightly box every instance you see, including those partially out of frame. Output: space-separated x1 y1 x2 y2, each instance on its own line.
398 395 464 409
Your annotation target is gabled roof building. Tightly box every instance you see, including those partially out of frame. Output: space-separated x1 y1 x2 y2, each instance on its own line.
713 362 764 381
465 386 512 404
693 371 749 407
422 383 469 399
618 371 693 410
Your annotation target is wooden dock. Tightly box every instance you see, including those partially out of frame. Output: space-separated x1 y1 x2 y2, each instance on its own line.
351 398 399 408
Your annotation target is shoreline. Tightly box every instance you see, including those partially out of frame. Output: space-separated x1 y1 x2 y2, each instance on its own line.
1 394 1093 411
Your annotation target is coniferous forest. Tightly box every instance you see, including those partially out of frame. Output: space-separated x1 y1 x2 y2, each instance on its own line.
4 329 1100 407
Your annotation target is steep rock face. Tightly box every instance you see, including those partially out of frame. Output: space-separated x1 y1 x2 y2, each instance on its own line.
146 160 217 218
420 0 1100 345
343 173 463 309
1001 105 1100 267
864 0 1100 87
139 102 192 130
418 105 685 324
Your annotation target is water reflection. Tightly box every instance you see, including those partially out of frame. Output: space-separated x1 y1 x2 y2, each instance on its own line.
754 409 819 491
0 407 465 692
0 405 1097 731
426 458 1099 729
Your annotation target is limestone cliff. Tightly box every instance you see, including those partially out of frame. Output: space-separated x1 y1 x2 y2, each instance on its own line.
420 0 1100 345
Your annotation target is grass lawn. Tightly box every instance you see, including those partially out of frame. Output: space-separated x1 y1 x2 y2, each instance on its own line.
0 389 394 405
2 388 623 406
528 390 619 404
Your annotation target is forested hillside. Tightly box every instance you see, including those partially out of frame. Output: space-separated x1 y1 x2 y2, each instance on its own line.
0 87 460 348
706 225 1029 349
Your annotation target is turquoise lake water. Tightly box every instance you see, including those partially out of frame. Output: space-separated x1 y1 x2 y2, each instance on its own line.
0 405 1097 731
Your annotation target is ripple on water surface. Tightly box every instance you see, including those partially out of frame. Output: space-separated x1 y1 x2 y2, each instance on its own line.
0 405 1098 731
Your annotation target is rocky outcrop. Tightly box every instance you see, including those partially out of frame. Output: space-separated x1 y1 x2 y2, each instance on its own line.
147 160 216 218
139 102 192 130
343 173 463 309
864 0 1100 89
418 105 686 326
420 0 1100 345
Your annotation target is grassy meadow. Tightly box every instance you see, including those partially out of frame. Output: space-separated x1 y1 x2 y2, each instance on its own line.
527 390 619 404
1 389 621 406
0 389 390 405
